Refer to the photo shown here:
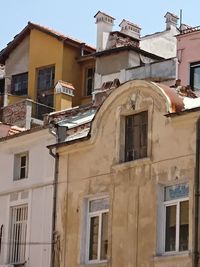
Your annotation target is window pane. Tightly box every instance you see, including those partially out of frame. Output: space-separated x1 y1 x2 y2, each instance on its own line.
192 66 200 90
179 201 189 251
125 111 148 162
89 198 109 213
21 156 26 167
165 205 176 252
85 68 94 96
20 167 26 179
9 205 28 264
100 213 108 260
165 183 189 201
11 73 28 95
89 216 99 260
37 66 55 90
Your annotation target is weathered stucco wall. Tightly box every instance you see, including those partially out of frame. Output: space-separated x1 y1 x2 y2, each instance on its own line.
56 80 196 267
141 26 179 59
5 36 30 104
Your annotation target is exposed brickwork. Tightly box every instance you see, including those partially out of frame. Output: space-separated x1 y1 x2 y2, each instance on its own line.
2 101 27 127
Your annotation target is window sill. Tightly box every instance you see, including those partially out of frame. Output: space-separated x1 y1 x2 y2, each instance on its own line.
79 261 109 267
154 251 191 262
111 157 151 172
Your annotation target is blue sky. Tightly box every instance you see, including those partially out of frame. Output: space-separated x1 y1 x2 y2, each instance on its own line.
0 0 199 50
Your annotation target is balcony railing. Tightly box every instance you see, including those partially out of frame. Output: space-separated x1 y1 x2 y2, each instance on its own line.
1 99 54 129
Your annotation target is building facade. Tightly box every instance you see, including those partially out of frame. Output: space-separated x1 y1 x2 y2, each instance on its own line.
177 26 200 93
0 22 95 125
49 80 200 267
0 127 55 267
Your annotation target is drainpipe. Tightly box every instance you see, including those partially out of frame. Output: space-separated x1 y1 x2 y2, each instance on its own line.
194 117 200 267
48 147 59 267
0 224 3 254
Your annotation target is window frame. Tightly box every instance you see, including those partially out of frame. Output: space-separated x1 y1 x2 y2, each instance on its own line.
86 196 109 264
14 152 29 181
84 67 95 96
163 189 189 254
11 72 28 96
124 110 148 162
8 204 28 264
190 61 200 91
37 65 55 91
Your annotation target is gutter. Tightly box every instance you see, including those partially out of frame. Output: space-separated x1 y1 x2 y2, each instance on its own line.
48 147 59 267
194 117 200 267
47 134 90 150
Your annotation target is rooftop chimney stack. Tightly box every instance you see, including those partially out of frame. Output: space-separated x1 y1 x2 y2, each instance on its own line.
94 11 115 51
164 12 179 30
119 19 141 40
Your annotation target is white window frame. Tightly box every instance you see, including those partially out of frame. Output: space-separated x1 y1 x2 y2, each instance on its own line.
86 196 109 264
8 204 28 264
14 152 29 180
163 196 189 254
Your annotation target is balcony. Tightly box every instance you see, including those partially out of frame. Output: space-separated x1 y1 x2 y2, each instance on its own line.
0 99 54 129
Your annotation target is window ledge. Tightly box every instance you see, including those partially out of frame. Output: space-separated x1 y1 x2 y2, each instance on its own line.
111 157 151 172
154 251 191 262
79 261 109 267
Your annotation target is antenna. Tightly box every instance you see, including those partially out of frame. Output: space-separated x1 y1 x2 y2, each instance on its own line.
180 9 182 32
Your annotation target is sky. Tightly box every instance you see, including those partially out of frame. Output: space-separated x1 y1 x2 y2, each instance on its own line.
0 0 200 50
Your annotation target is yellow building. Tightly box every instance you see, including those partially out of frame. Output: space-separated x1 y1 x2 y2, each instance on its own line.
0 22 95 122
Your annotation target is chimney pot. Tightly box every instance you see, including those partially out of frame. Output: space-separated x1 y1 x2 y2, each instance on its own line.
94 11 115 51
164 12 179 30
119 19 141 40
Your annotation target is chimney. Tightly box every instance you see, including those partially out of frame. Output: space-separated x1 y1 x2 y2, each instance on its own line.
119 19 141 40
164 12 179 30
94 11 115 51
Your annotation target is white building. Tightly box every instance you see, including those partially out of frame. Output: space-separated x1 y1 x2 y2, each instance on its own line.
0 127 55 267
93 11 179 91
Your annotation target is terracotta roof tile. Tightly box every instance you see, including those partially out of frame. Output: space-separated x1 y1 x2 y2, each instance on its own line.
57 80 75 90
28 22 95 50
0 22 95 63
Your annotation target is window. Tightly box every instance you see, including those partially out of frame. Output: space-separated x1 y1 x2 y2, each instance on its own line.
14 152 28 180
9 205 28 264
85 67 94 96
125 111 148 162
86 197 109 263
190 61 200 90
37 66 55 91
0 78 5 95
11 72 28 95
164 183 189 253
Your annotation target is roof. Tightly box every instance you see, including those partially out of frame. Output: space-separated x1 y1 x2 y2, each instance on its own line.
119 19 141 30
0 124 48 142
177 25 200 36
94 45 164 60
0 122 25 139
94 11 115 20
56 80 75 90
0 22 95 64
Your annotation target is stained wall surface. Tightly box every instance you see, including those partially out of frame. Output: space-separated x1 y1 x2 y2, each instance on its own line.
56 80 196 267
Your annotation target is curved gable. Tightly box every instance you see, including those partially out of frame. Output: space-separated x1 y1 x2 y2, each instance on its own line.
90 80 184 142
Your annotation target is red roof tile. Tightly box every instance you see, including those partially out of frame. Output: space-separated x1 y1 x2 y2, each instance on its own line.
0 22 95 64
